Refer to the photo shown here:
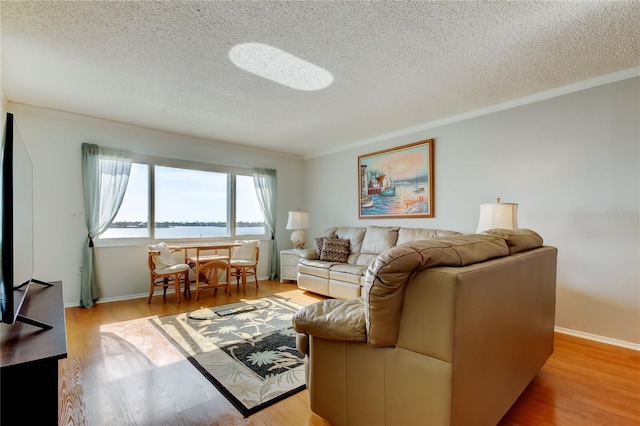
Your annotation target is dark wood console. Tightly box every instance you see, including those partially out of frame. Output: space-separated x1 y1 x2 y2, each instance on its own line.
1 281 67 425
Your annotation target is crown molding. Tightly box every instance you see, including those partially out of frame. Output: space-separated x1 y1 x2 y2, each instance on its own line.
307 67 640 160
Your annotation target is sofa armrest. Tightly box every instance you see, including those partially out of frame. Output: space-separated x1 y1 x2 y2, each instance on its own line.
292 298 367 354
296 332 309 355
296 248 318 260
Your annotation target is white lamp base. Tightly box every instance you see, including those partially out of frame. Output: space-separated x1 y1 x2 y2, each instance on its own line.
290 229 308 250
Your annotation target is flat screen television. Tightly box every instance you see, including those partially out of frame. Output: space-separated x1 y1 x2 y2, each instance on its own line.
1 112 52 329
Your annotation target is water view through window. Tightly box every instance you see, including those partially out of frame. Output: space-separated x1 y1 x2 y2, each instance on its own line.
101 163 265 239
155 165 227 239
236 174 265 236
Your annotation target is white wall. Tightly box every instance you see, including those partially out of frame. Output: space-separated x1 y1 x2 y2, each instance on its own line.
6 103 306 306
1 95 5 121
6 77 639 346
1 40 5 120
305 77 640 346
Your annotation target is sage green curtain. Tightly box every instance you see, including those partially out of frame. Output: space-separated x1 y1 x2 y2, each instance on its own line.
80 143 132 308
252 168 278 280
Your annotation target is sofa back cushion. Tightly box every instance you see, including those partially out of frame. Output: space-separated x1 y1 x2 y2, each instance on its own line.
481 228 543 254
320 226 462 266
357 226 400 266
397 228 462 245
324 227 366 264
363 234 510 347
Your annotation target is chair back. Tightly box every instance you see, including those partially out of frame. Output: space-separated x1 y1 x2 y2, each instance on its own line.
148 250 159 272
198 260 229 285
147 242 177 271
231 240 260 262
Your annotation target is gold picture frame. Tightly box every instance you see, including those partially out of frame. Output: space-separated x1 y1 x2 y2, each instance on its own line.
358 139 434 219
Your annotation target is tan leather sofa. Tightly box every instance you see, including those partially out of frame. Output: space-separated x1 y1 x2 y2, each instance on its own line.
296 225 461 299
293 229 557 426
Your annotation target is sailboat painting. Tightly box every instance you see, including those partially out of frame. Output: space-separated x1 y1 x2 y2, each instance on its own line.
413 174 425 193
358 139 434 219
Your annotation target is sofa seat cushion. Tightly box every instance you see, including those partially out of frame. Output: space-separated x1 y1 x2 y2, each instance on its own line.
299 259 336 279
330 263 369 285
293 298 366 343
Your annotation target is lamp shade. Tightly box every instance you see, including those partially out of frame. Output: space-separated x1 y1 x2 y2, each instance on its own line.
286 211 310 230
476 200 518 233
286 211 310 249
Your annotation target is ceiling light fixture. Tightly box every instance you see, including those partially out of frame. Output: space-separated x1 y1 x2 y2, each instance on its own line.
229 42 333 91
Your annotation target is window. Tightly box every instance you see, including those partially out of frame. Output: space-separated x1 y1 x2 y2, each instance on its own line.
101 163 149 239
154 166 228 239
236 174 265 236
100 160 265 240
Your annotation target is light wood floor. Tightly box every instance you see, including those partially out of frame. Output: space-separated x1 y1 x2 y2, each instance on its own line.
59 279 640 425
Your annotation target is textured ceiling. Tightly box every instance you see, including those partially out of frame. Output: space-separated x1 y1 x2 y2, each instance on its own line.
1 1 639 158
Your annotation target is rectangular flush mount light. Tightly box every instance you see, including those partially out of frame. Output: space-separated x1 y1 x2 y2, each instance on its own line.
229 42 333 91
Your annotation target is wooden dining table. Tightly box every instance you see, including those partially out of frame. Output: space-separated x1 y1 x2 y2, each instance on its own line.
169 241 242 298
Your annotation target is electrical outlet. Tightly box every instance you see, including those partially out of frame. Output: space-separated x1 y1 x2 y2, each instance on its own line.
78 266 82 275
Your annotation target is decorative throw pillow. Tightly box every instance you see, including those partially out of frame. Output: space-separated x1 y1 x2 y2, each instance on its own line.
320 238 350 263
315 235 337 257
314 237 324 256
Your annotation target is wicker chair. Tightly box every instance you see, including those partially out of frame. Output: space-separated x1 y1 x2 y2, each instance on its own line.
230 240 260 292
147 244 190 303
195 259 231 300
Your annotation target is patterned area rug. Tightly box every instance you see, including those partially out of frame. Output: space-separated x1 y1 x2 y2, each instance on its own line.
150 296 306 417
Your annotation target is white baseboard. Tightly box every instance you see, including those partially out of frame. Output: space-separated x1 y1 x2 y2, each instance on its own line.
555 326 640 351
65 275 273 308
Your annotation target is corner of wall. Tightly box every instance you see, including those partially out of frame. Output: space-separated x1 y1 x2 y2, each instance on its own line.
0 15 5 122
0 98 6 133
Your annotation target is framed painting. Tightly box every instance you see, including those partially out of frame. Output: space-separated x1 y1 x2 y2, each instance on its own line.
358 139 434 219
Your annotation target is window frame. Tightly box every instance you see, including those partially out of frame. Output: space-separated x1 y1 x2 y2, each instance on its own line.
95 153 266 247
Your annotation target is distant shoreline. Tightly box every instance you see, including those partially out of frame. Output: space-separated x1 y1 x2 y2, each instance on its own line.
110 222 264 229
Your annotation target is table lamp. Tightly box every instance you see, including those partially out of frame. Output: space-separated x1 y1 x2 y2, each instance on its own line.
286 211 310 249
476 198 518 233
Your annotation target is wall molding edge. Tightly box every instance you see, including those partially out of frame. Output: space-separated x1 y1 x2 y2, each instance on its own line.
555 326 640 351
307 66 640 160
64 275 273 308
